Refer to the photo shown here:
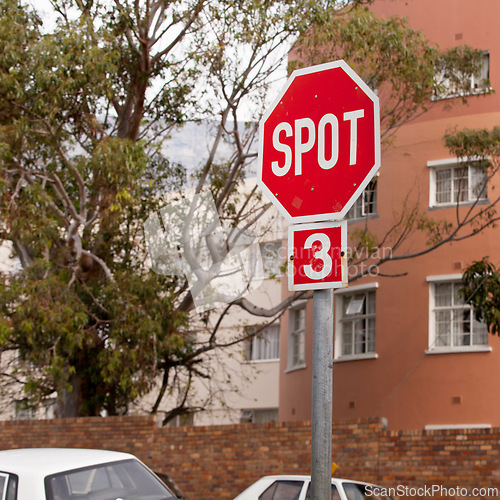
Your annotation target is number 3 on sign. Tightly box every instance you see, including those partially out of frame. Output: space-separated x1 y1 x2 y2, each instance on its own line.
288 220 348 291
303 233 333 280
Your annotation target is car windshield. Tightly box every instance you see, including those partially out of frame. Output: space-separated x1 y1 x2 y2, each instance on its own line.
44 459 175 500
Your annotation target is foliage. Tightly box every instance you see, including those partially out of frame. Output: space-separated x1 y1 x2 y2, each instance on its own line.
0 0 370 420
444 126 500 159
460 258 500 336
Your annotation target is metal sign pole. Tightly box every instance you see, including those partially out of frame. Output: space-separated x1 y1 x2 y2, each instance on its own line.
311 288 334 500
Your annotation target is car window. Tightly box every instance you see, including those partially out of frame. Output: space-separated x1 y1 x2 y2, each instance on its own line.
0 472 18 500
259 480 303 500
45 459 175 500
344 483 393 500
305 482 340 499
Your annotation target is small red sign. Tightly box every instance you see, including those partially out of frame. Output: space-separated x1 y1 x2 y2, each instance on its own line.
288 221 348 291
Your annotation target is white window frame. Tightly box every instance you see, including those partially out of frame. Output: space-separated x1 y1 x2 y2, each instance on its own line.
286 302 307 372
334 283 379 362
245 322 280 363
428 157 488 208
427 274 491 354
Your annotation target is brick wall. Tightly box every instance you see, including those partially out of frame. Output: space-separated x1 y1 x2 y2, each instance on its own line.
0 416 499 499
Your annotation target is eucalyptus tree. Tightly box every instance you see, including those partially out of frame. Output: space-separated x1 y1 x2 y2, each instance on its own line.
0 0 365 419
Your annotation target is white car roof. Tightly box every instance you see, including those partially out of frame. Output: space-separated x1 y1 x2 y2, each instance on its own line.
248 475 369 484
0 448 136 476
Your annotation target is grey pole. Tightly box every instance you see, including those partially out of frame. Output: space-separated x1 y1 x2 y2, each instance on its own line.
311 288 334 500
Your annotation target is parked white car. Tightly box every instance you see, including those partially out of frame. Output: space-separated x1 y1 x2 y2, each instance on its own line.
234 475 395 500
0 448 177 500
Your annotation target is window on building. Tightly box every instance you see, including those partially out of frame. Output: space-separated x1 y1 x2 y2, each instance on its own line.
337 289 376 358
14 399 36 420
346 178 378 220
166 412 194 428
429 279 488 351
435 51 490 99
245 323 280 362
240 408 278 424
471 52 491 92
429 159 488 207
258 241 283 278
287 305 306 370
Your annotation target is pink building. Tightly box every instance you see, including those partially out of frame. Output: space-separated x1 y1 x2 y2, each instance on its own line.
278 0 500 430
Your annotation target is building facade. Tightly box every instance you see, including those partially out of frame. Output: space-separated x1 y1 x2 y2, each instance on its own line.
279 0 500 430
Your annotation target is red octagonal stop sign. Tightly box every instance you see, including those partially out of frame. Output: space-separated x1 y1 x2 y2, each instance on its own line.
258 60 380 223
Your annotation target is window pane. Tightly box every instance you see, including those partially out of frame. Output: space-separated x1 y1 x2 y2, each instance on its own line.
473 318 489 344
472 52 490 90
354 320 367 354
289 306 306 369
347 179 377 219
363 179 377 215
435 283 452 307
247 325 279 360
292 308 305 332
340 291 376 357
260 480 303 500
453 309 471 346
366 292 376 315
367 318 376 352
247 324 280 361
435 168 451 204
453 167 468 202
342 324 353 355
253 409 278 423
346 295 365 315
344 483 372 500
260 241 283 277
305 483 340 500
435 310 451 346
433 161 489 206
470 165 488 200
432 281 488 348
0 475 6 497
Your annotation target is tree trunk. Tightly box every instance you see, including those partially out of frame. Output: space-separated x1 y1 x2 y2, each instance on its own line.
56 374 83 418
